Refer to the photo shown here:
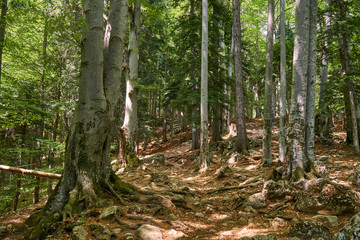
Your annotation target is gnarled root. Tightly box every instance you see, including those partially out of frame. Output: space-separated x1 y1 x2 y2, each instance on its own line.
25 173 138 240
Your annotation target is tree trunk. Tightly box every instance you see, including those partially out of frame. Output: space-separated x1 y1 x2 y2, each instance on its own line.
316 0 331 139
233 0 248 154
120 0 140 168
263 0 274 165
200 0 209 171
212 102 221 142
304 0 317 167
162 105 168 143
287 0 310 181
279 0 287 163
25 1 136 239
0 0 7 98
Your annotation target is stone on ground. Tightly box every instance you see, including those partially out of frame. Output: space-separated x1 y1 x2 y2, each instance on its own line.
262 180 289 200
137 224 163 240
141 153 165 164
319 184 355 215
72 225 88 240
312 215 338 228
295 193 321 213
100 206 124 220
289 219 334 240
243 192 267 209
337 212 360 240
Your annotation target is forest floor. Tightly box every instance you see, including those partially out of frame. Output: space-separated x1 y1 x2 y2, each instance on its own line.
1 118 360 239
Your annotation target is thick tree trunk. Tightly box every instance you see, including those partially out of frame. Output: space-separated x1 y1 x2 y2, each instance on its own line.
263 0 274 165
200 0 209 171
0 0 7 98
25 1 135 239
120 0 140 167
233 0 248 154
279 0 287 163
288 0 310 180
304 0 317 168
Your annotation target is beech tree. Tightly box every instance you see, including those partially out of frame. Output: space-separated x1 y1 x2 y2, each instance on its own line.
279 0 286 163
287 0 310 180
262 0 274 165
120 0 141 167
25 0 136 238
200 0 209 171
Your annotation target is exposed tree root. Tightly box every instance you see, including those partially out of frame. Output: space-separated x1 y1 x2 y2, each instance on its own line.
24 173 139 240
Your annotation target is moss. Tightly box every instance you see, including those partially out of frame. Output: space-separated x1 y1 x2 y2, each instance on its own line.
25 211 62 240
291 167 305 182
126 153 141 169
110 171 138 195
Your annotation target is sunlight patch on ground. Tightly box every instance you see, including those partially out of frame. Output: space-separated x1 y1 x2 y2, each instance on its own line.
209 213 228 221
210 227 273 239
183 220 215 229
245 164 258 171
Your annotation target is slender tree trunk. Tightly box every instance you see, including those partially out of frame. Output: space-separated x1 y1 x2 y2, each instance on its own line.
170 108 174 143
263 0 274 165
200 0 209 171
212 102 221 142
162 105 168 143
316 0 331 138
279 0 287 163
0 0 7 98
120 0 140 167
233 0 248 154
226 28 234 131
304 0 317 167
288 0 310 181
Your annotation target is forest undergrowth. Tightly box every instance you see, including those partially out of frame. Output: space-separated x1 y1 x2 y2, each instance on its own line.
1 118 360 239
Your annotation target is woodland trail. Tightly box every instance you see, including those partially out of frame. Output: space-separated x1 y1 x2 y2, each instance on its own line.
1 119 360 239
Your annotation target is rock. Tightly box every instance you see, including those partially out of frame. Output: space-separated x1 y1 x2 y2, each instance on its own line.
295 193 322 213
167 214 178 221
150 172 169 183
271 217 288 229
262 180 289 200
241 233 277 240
195 212 205 218
312 215 338 228
100 206 124 220
91 224 111 240
353 167 360 187
223 193 232 201
289 219 334 240
0 226 7 234
170 221 188 231
137 224 162 240
167 229 185 239
336 212 360 240
218 166 233 178
304 178 327 193
243 192 267 209
319 184 355 215
314 161 329 177
72 225 88 240
141 153 165 164
209 228 217 234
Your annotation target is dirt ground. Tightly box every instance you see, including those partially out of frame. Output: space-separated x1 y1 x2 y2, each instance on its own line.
1 119 360 239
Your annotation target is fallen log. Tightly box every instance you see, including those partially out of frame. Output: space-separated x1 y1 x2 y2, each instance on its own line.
0 164 61 179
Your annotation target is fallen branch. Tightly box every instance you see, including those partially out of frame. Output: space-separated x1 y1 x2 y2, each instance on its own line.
0 164 61 180
207 182 262 194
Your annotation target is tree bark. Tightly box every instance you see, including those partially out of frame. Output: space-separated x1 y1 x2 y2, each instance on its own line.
233 0 248 154
200 0 209 171
288 0 310 180
279 0 287 163
304 0 317 167
316 0 331 139
0 0 7 98
25 0 135 239
120 0 140 167
263 0 274 165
